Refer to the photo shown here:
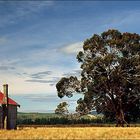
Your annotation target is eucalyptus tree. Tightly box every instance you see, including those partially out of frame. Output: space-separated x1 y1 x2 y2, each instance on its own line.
56 29 140 126
55 102 69 116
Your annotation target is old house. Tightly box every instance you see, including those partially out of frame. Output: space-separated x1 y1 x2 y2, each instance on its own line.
0 84 20 129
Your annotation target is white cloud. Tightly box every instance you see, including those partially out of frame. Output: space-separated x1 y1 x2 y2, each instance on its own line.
59 42 83 54
0 73 56 95
0 63 51 94
0 43 82 95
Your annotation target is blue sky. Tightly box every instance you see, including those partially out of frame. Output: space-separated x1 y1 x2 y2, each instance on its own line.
0 1 140 113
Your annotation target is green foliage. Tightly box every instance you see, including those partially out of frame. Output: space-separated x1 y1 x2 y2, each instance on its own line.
56 76 80 98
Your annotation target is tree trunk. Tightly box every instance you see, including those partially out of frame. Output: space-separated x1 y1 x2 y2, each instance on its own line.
110 94 129 127
116 108 129 127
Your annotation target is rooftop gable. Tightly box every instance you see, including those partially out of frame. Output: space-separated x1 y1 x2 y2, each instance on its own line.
0 92 20 107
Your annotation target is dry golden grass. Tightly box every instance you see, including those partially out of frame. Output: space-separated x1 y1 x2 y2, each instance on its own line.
0 127 140 139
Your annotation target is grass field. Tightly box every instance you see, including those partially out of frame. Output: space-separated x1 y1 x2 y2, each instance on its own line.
0 127 140 139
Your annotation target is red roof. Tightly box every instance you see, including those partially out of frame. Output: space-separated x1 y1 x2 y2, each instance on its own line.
0 92 20 107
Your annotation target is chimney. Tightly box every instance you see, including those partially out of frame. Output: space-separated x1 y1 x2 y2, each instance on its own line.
3 84 8 105
3 84 9 129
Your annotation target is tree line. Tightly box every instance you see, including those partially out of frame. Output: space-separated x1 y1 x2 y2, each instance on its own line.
17 116 104 125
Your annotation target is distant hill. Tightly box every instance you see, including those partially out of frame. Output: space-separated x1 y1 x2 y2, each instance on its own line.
17 112 104 125
18 111 100 120
17 112 62 120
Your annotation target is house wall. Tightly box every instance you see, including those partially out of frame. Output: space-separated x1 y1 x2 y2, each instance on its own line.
0 106 3 129
0 105 17 129
8 105 17 129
